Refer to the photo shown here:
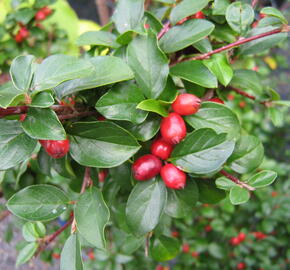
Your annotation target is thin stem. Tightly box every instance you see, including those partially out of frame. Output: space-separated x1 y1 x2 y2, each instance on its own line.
0 106 28 117
157 21 171 40
173 27 289 63
220 169 255 191
230 87 256 101
251 0 259 7
0 210 11 222
95 0 110 25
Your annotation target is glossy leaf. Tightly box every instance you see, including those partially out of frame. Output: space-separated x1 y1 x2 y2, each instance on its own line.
10 55 35 91
22 222 46 242
16 242 38 266
54 56 134 98
213 0 230 15
136 99 168 117
0 82 25 109
185 102 240 139
126 178 167 236
0 119 37 170
68 121 140 168
21 107 66 140
95 82 148 124
76 31 118 47
30 91 54 108
229 186 250 205
127 31 169 99
60 234 83 270
159 19 215 53
75 187 110 249
215 176 236 191
260 7 287 24
247 170 277 188
7 184 69 221
170 61 218 88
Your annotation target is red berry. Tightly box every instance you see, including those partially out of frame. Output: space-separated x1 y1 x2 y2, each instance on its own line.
208 98 224 104
35 10 46 21
227 94 235 101
144 23 150 29
160 113 186 144
97 115 106 121
237 262 246 270
132 154 162 181
238 232 246 242
98 169 108 183
160 164 186 189
150 138 173 160
155 266 164 270
171 94 201 116
19 114 27 122
39 139 70 159
171 231 179 238
252 21 259 28
253 232 267 240
52 253 60 259
42 6 53 16
15 33 24 43
194 11 205 19
271 191 278 197
252 66 259 72
260 13 266 19
182 243 190 253
19 27 30 39
239 101 246 108
191 251 199 258
204 225 212 232
88 251 95 260
230 237 240 246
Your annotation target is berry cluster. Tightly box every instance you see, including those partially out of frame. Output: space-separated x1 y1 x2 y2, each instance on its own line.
230 232 246 246
132 93 224 189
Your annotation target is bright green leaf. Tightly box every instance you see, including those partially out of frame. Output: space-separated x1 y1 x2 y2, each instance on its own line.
229 186 250 205
247 170 277 188
16 242 38 266
136 99 168 117
0 82 25 109
76 31 118 47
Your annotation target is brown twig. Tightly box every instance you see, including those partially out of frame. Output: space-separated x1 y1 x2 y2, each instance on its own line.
0 210 11 222
220 170 255 191
145 0 152 10
251 0 259 7
230 87 256 101
157 21 171 40
173 27 289 63
95 0 110 25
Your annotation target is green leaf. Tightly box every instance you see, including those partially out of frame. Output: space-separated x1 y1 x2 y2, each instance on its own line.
21 107 66 140
127 31 169 99
170 61 218 88
60 234 83 270
150 236 180 262
260 7 288 24
30 91 54 108
0 82 25 109
271 100 290 107
212 0 230 15
32 55 93 92
170 0 209 25
116 30 137 45
159 20 215 53
247 170 277 188
145 11 163 33
208 243 225 259
22 221 46 242
225 2 254 34
203 54 233 86
268 107 283 127
193 38 213 53
165 180 198 218
229 186 250 205
14 8 35 24
185 102 240 139
68 121 140 168
10 55 35 91
136 99 168 117
76 31 118 47
75 187 110 249
228 135 264 174
96 82 147 124
169 128 235 174
239 26 287 55
112 0 145 34
7 184 69 221
230 69 263 96
54 56 134 98
126 178 167 236
0 119 37 170
215 176 237 191
197 180 226 203
16 242 38 266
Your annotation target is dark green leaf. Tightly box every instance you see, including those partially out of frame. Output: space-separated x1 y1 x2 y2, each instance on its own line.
76 31 118 47
60 234 83 270
127 31 169 99
0 82 25 109
68 121 140 168
21 107 66 140
10 55 35 91
16 242 38 266
0 119 37 170
170 128 235 174
54 56 134 98
197 180 226 203
247 170 277 188
75 187 110 249
212 0 230 15
96 82 147 124
30 91 54 108
170 61 218 88
136 99 168 117
193 38 213 53
150 236 180 262
7 184 69 221
229 186 250 205
185 102 240 139
126 178 167 236
159 20 215 53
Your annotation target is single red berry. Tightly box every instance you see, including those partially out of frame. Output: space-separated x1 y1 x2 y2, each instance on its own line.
160 164 186 189
19 27 30 39
39 139 70 159
191 251 199 258
97 115 106 121
204 225 212 232
252 21 259 28
35 10 47 21
230 237 240 246
155 266 164 270
182 243 190 253
227 94 235 101
144 23 150 29
253 232 267 240
171 231 179 238
239 101 246 108
19 114 27 122
260 13 266 19
271 191 278 197
88 251 95 260
252 66 259 72
171 94 201 116
42 6 53 16
160 113 186 144
15 33 24 43
238 232 246 242
208 98 224 104
132 154 162 181
237 262 246 270
150 138 173 160
98 169 108 183
52 253 60 259
194 11 205 19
